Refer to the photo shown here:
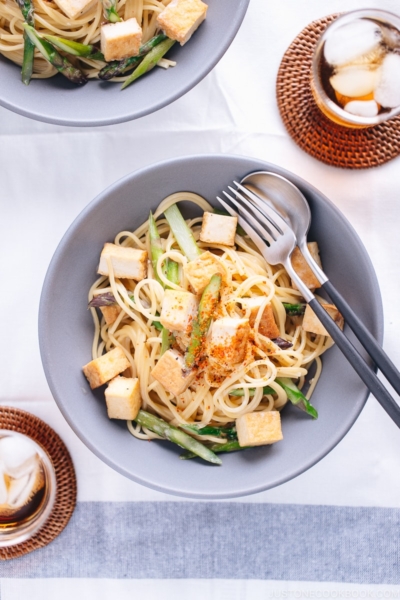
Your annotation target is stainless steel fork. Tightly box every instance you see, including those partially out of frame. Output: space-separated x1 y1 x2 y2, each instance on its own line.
217 181 400 428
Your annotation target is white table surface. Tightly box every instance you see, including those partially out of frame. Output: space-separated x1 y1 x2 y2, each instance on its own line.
1 0 400 597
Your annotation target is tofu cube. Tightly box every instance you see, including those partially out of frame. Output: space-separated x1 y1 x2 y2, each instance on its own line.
101 18 142 63
151 349 196 396
247 299 280 339
105 376 141 420
83 347 130 389
52 0 95 20
100 304 122 325
159 290 198 332
236 411 283 447
208 317 250 364
199 212 237 247
291 242 322 291
302 303 344 336
98 243 147 281
120 278 135 292
157 0 208 46
183 251 226 294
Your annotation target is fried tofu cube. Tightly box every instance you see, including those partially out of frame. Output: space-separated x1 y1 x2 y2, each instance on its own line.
105 376 141 420
157 0 207 46
53 0 95 20
183 251 226 294
199 212 237 247
159 290 198 332
291 242 322 291
100 304 122 325
120 278 135 292
151 349 196 396
83 347 130 389
247 298 280 339
101 18 142 62
236 411 283 447
302 303 344 336
98 243 147 281
209 317 250 364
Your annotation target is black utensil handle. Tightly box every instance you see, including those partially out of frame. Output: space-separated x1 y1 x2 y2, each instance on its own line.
322 280 400 396
309 298 400 428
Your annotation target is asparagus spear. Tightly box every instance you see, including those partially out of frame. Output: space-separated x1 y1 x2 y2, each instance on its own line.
121 37 176 90
282 302 306 316
185 273 222 369
164 203 201 262
160 327 173 355
228 386 275 397
102 0 121 22
23 25 87 84
153 318 163 332
229 380 317 419
149 211 168 286
148 215 179 352
98 34 167 80
276 377 318 419
43 35 104 60
181 423 237 440
166 259 179 286
180 440 247 460
14 0 34 84
135 410 222 465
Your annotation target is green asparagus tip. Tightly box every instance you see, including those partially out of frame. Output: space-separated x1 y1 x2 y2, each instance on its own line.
121 37 175 90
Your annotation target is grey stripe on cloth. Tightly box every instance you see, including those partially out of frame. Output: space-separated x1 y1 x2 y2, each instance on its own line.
1 502 400 582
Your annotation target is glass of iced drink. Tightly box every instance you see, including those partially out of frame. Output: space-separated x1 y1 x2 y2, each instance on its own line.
311 10 400 127
0 431 56 547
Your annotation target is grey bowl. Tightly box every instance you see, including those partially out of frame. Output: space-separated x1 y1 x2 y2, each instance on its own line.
0 0 249 126
39 154 383 499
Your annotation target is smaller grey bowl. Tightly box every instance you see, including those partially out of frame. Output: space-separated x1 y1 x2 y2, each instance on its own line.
0 0 249 126
39 154 383 499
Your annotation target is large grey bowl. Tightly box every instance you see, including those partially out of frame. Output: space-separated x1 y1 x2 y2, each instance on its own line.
0 0 249 126
39 154 383 498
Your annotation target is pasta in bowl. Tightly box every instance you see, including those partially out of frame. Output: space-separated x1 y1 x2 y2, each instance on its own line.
83 192 340 465
39 155 382 497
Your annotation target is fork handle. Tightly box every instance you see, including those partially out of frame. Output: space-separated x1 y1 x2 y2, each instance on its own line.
322 280 400 396
309 298 400 428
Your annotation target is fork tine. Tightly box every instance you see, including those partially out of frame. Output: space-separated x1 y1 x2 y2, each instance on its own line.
222 190 275 247
234 181 290 234
228 186 277 242
216 196 271 256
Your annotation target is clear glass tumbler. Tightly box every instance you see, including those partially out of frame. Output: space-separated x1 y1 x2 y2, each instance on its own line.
0 430 56 547
311 9 400 128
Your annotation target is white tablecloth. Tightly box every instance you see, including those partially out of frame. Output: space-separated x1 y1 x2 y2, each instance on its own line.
2 0 400 596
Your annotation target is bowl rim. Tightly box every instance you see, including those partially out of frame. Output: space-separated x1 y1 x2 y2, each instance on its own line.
39 154 384 498
0 0 250 127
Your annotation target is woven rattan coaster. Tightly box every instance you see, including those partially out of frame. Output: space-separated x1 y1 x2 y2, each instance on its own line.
276 14 400 169
0 406 77 560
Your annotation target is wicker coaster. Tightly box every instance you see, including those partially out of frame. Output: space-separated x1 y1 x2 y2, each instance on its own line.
276 14 400 169
0 406 77 560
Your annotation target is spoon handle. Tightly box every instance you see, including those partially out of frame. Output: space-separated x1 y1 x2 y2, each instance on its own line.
322 280 400 396
308 297 400 428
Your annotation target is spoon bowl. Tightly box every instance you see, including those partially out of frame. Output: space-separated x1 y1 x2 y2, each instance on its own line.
240 170 326 282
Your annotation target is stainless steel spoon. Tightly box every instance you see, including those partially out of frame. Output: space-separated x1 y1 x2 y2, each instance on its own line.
241 170 400 397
